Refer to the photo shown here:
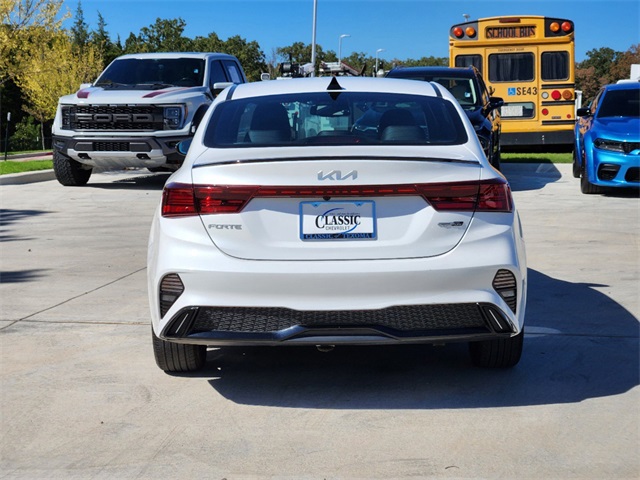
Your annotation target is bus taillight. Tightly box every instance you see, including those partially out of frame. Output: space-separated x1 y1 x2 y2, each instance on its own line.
562 90 573 100
551 90 562 101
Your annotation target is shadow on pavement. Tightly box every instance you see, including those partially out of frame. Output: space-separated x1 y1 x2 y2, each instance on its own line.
193 269 638 409
88 171 170 190
0 209 50 243
501 162 563 192
0 269 50 283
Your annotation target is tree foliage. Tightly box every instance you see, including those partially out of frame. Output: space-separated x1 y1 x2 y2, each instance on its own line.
576 45 640 100
15 30 103 140
0 0 68 85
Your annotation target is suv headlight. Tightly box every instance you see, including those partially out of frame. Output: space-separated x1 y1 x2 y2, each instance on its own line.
163 106 185 130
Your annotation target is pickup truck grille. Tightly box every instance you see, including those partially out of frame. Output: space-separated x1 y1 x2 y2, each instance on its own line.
61 105 165 131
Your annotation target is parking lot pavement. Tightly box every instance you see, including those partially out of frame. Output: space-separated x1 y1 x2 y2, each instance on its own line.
1 164 638 479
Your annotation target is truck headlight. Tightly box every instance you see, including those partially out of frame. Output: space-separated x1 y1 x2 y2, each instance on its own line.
163 106 185 130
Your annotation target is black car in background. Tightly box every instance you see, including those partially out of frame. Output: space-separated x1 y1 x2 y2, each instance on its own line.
386 66 504 169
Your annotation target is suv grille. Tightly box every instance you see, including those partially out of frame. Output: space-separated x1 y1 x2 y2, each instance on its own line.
61 105 164 131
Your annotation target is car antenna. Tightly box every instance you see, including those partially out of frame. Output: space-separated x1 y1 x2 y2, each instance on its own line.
327 77 344 100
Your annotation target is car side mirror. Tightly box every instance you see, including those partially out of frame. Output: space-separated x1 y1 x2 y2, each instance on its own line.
176 138 193 156
483 96 504 117
576 107 592 117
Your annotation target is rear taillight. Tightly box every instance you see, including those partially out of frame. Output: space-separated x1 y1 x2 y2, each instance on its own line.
161 179 513 217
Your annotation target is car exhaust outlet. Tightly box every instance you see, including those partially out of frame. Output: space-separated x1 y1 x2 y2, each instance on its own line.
316 345 335 353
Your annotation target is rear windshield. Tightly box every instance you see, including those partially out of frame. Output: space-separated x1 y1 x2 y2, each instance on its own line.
95 58 206 88
597 89 640 118
203 92 468 148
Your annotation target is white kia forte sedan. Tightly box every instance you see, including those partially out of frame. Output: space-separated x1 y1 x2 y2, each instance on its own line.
148 76 527 372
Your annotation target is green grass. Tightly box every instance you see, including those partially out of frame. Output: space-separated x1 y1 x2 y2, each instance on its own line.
0 151 573 175
502 152 572 164
0 160 53 175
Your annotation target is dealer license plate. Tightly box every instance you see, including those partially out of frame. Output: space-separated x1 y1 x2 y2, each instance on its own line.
299 201 377 240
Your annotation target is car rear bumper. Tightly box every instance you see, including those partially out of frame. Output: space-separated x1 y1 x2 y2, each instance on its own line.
148 212 527 346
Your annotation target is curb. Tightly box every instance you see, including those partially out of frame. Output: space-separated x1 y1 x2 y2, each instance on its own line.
0 169 56 185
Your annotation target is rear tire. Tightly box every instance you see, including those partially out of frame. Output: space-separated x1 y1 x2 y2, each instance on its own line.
152 326 206 372
469 329 524 368
53 150 92 186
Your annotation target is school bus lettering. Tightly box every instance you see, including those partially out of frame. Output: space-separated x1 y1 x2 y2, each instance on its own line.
486 26 536 39
509 87 538 96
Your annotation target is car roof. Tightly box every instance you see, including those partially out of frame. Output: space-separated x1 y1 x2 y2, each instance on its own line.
226 76 447 100
386 66 478 78
114 52 238 61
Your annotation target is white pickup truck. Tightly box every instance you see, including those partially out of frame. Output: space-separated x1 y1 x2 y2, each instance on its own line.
51 52 247 186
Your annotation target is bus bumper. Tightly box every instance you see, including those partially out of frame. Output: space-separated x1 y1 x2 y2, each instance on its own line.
502 130 574 147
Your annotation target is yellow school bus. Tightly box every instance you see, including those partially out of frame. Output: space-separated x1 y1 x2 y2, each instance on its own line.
449 16 575 147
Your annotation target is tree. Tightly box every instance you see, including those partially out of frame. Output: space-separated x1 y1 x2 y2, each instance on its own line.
0 0 68 85
70 0 88 49
609 44 640 82
130 17 192 53
222 35 266 81
15 30 103 148
89 11 122 67
192 31 224 53
575 44 640 100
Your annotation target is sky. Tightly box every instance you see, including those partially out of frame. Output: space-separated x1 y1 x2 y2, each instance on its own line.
63 0 640 64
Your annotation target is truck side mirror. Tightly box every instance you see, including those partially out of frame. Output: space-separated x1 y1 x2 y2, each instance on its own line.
211 82 234 97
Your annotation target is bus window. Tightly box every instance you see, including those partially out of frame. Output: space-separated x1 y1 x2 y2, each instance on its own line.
541 51 570 81
455 55 482 72
489 53 535 82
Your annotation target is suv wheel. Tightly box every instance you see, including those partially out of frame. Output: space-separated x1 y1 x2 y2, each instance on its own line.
53 150 92 186
580 164 603 194
469 329 524 368
152 326 206 372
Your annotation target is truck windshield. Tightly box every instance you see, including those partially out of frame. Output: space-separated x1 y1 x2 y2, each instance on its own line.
95 58 206 88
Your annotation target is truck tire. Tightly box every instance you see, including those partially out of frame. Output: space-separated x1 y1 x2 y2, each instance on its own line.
53 151 92 186
152 326 206 373
469 329 524 368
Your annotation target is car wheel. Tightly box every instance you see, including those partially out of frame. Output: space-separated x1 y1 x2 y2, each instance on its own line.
468 329 524 368
572 149 581 178
580 164 603 195
152 326 206 372
53 150 92 186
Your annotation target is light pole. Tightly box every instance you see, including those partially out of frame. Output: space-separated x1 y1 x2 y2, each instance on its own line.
310 0 318 77
375 48 386 76
338 34 350 64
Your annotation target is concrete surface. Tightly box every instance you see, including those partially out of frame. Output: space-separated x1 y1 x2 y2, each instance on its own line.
0 164 638 479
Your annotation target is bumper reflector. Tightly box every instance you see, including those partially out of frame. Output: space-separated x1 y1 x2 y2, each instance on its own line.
493 269 518 313
159 273 184 318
